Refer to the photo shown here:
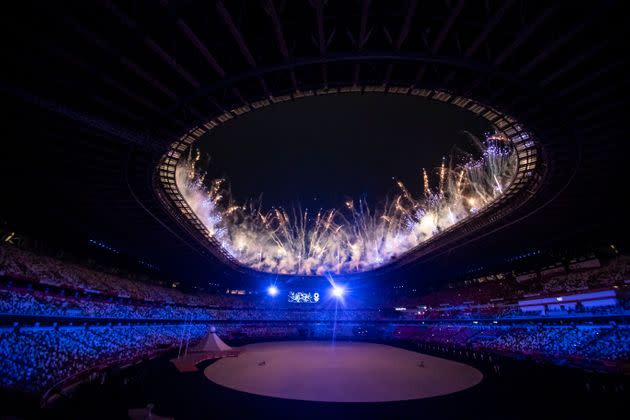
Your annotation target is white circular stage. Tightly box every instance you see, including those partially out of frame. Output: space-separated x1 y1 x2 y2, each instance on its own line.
203 341 482 402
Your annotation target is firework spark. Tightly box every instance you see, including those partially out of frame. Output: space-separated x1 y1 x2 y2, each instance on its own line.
176 132 517 275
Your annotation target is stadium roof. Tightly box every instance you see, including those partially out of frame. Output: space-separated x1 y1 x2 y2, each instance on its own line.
1 1 628 286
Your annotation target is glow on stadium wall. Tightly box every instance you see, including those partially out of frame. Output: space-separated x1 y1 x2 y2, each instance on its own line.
157 87 541 276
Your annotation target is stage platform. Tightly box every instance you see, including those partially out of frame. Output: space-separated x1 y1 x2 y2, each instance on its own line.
203 341 482 402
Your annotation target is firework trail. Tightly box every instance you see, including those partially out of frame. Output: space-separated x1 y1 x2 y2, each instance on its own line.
175 132 517 275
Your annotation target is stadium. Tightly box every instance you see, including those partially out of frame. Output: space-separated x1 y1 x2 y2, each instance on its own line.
0 1 628 419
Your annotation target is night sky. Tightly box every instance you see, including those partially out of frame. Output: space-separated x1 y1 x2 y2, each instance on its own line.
197 93 492 211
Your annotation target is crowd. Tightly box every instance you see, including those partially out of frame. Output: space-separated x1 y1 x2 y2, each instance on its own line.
416 279 518 307
1 242 629 396
0 282 412 322
0 244 214 306
3 243 629 319
4 321 626 396
0 324 208 394
0 244 389 314
416 301 628 322
394 324 630 363
416 256 630 309
412 257 630 321
0 284 213 320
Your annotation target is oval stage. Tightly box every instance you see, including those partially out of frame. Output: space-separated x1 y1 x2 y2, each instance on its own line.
203 341 483 403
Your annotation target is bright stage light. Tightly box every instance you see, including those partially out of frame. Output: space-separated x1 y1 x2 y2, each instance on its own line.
331 285 345 298
267 285 279 296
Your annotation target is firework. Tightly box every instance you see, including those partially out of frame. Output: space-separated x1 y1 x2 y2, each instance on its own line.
175 132 517 275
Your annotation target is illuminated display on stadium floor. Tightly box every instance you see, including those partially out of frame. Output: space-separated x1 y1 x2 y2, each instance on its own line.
157 88 541 275
203 341 483 402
